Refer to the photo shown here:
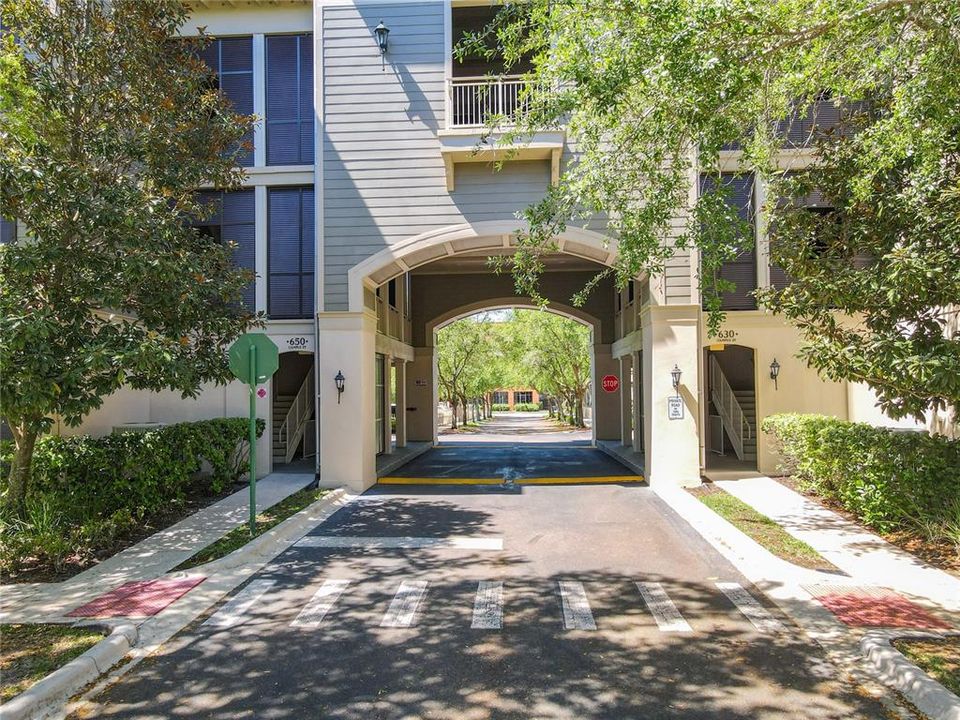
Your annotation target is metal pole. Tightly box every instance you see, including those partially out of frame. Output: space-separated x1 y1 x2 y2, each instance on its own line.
248 344 257 536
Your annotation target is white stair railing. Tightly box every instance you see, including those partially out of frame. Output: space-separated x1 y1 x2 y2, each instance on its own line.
709 355 752 461
278 371 315 464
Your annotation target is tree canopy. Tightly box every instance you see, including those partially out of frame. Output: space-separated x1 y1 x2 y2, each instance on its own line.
465 0 960 422
0 0 256 511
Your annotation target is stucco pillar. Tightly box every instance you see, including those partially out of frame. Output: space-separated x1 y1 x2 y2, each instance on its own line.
317 310 378 493
405 346 436 443
619 354 632 447
395 359 407 448
642 305 701 487
631 350 644 455
592 344 621 442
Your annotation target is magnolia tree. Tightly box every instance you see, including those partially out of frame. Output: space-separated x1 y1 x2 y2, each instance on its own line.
0 0 256 513
465 0 960 423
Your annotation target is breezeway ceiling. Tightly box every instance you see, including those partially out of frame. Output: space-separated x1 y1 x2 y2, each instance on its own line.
410 248 607 276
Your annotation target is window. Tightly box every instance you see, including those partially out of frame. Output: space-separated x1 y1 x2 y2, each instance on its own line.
492 391 508 405
627 280 635 305
268 187 315 319
200 37 254 166
387 278 397 309
700 173 756 310
266 34 314 165
194 190 256 309
514 391 533 405
1 217 15 244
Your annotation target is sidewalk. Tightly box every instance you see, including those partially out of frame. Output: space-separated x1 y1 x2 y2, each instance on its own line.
715 476 960 613
0 472 316 623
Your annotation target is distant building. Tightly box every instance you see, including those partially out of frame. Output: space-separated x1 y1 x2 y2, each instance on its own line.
491 389 541 410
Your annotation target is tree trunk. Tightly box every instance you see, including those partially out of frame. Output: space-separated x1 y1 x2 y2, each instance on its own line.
7 423 38 516
450 400 459 429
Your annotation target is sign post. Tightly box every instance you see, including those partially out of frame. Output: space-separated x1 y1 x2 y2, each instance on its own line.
229 333 279 536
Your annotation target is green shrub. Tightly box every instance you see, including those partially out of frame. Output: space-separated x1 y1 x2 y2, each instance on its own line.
491 403 511 412
762 413 960 534
0 418 264 574
513 402 541 412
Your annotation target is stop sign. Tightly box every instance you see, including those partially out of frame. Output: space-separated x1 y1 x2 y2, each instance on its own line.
601 374 620 393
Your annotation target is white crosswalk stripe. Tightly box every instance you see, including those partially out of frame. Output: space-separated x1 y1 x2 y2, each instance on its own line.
716 582 786 633
381 580 429 628
291 579 351 628
558 580 597 630
204 579 276 629
471 581 504 629
636 581 692 632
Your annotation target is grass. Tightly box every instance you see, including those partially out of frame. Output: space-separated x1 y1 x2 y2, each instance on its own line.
691 484 836 571
174 485 329 571
0 623 106 702
894 638 960 697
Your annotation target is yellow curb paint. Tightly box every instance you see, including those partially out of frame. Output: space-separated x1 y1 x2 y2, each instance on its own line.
378 476 644 486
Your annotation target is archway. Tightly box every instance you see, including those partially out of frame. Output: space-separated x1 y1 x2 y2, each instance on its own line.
703 343 757 470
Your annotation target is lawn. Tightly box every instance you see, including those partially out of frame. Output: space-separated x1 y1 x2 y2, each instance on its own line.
174 485 329 571
690 483 836 571
0 624 107 702
893 638 960 697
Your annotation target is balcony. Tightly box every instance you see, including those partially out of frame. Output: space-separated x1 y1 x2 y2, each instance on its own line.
439 75 564 192
448 75 527 128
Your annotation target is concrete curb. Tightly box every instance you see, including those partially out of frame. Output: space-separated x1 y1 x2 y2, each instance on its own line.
0 623 138 720
862 630 960 720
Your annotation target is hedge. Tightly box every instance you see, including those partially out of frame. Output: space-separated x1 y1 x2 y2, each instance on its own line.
491 403 511 412
513 403 542 412
1 418 264 573
762 413 960 533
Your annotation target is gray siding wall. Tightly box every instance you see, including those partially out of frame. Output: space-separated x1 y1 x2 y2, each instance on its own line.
322 2 557 311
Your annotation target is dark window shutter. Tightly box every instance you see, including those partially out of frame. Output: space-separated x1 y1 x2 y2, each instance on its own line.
700 173 757 310
193 190 255 309
199 37 254 166
0 217 15 244
266 34 314 165
268 186 314 318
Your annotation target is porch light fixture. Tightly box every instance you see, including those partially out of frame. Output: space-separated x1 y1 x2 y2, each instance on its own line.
334 370 345 404
769 358 781 390
374 19 389 69
670 364 682 397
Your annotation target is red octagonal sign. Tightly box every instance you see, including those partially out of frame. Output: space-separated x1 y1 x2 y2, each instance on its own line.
601 374 620 393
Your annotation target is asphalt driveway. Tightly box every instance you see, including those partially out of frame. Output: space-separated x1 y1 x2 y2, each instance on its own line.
86 484 886 719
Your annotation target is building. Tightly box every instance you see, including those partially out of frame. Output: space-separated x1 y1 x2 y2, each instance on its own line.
491 389 541 410
50 0 917 491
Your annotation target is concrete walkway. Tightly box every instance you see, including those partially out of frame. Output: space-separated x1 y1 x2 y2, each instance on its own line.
716 476 960 614
0 472 316 623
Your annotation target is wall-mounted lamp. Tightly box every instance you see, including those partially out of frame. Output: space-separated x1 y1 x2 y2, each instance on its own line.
334 370 345 404
670 364 682 398
374 19 389 70
769 358 781 390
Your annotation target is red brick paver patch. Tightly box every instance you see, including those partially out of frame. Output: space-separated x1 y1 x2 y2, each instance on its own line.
67 576 205 618
805 584 951 629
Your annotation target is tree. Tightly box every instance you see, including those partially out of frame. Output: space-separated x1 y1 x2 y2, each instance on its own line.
0 0 256 513
511 311 591 427
436 317 500 428
465 0 960 422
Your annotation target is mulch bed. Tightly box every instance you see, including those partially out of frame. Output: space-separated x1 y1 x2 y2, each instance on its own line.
2 482 245 585
774 476 960 578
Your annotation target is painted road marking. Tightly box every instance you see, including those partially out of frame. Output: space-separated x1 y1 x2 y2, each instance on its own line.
291 579 351 628
559 580 597 630
636 581 692 632
472 581 504 629
381 580 429 628
295 536 503 551
716 582 786 633
203 579 276 629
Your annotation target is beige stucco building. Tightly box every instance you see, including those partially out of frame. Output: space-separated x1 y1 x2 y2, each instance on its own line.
50 0 920 492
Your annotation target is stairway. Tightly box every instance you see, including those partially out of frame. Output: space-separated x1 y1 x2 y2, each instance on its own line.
732 389 757 462
272 394 295 464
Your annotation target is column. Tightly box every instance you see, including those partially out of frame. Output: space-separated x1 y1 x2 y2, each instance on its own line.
317 310 378 493
631 349 644 455
619 354 632 447
592 344 621 442
382 353 393 455
395 359 407 448
642 305 701 487
405 347 436 443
